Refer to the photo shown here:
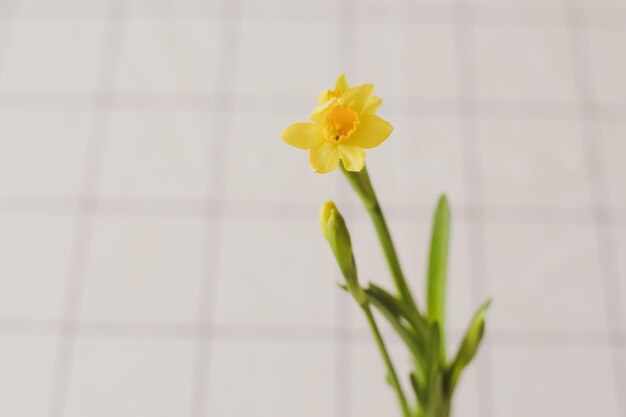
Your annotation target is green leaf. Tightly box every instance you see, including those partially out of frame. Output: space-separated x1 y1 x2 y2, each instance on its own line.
426 195 451 365
367 283 428 341
365 286 427 370
410 371 427 409
426 322 441 387
421 322 444 416
448 299 492 392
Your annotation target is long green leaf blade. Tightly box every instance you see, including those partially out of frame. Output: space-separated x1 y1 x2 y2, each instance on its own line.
426 195 450 364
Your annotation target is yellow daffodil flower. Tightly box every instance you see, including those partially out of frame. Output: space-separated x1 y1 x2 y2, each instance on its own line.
281 74 393 173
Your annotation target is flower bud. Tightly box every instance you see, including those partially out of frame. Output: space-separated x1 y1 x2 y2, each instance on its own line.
319 201 337 238
319 201 367 305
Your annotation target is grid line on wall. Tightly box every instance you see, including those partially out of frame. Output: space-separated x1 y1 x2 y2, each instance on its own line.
189 0 243 415
334 0 357 415
46 2 129 417
565 1 626 415
453 1 494 417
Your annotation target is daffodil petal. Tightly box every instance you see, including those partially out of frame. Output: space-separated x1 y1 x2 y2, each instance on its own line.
342 83 374 114
310 97 337 123
338 144 365 172
363 96 382 116
349 115 393 149
310 141 339 173
334 74 349 91
318 90 331 105
281 123 324 150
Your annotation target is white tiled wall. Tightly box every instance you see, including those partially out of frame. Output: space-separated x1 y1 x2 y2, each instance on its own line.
0 0 624 417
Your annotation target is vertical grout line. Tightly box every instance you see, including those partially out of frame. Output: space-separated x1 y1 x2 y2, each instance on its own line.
47 2 128 417
190 0 242 416
453 1 494 417
564 2 626 416
335 1 357 416
0 0 20 81
333 235 352 417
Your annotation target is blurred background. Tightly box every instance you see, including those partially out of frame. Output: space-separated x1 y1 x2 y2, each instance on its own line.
0 0 625 416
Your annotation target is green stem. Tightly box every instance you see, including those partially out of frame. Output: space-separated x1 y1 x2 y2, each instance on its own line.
341 164 419 315
362 304 412 417
442 397 451 417
425 392 451 417
368 203 419 314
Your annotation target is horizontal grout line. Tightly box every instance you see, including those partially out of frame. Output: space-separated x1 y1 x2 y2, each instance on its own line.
96 197 215 216
486 328 624 348
0 318 623 347
0 196 623 224
1 2 625 28
0 196 626 225
0 92 625 120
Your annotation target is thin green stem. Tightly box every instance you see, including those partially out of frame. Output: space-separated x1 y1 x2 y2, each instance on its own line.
362 304 412 417
341 164 419 315
367 204 419 314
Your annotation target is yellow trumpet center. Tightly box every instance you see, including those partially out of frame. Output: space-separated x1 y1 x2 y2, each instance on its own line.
323 105 359 142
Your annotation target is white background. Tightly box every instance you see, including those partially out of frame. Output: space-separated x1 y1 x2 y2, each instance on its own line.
0 0 625 416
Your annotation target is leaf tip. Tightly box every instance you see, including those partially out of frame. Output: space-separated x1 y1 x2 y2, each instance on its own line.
437 194 449 210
